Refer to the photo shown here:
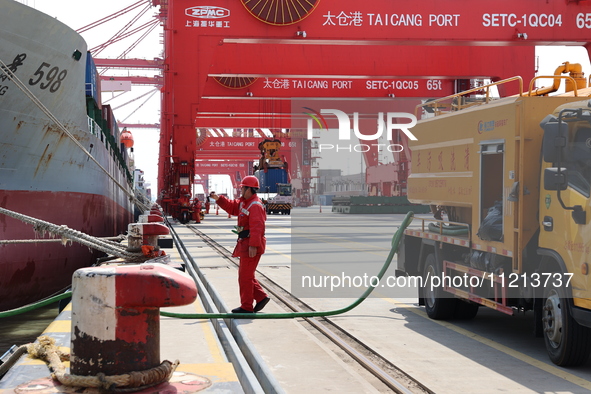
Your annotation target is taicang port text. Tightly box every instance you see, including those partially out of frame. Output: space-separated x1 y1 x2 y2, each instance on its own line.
300 271 574 293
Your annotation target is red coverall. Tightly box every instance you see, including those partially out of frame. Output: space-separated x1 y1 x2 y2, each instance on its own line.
217 194 268 311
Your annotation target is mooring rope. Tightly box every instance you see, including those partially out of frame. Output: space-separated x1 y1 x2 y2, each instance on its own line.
0 57 150 214
27 336 178 392
0 235 126 245
0 206 146 261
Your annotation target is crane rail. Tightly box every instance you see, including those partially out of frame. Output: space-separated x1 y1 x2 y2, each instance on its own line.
184 224 433 394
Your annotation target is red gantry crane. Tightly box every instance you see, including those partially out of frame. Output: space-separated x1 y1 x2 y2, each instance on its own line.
152 0 591 221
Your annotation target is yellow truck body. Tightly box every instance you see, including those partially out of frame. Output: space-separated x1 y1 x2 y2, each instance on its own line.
399 78 591 366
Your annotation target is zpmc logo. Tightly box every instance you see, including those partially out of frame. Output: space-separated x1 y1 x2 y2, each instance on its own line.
304 109 418 141
185 6 231 19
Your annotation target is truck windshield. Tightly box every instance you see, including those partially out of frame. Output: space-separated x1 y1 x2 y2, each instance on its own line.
278 185 291 196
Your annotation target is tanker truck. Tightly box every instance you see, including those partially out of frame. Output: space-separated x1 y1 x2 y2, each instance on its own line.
397 65 591 366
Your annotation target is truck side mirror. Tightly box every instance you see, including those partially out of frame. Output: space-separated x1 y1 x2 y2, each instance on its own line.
544 167 568 191
541 115 568 163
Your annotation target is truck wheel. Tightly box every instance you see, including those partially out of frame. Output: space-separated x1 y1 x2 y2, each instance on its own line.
542 286 591 366
454 300 479 320
422 253 456 320
287 209 291 215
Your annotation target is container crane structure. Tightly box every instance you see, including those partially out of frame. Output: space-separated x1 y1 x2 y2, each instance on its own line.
152 0 591 220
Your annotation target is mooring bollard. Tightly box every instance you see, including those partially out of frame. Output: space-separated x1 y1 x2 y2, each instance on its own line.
127 222 169 250
138 213 165 223
70 263 197 376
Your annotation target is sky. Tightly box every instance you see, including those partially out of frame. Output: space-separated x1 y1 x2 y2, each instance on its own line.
21 0 591 196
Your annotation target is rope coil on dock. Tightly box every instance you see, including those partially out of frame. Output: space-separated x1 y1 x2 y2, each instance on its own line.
27 336 178 392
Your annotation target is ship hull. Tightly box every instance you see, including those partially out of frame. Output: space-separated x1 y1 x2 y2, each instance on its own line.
0 0 133 310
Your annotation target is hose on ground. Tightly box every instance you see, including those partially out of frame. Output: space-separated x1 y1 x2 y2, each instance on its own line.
160 211 414 319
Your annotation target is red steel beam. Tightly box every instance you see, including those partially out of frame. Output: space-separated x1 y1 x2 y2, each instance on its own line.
100 75 163 86
205 44 536 82
94 58 164 69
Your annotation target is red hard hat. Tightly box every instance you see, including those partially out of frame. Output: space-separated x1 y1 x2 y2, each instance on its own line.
240 175 259 189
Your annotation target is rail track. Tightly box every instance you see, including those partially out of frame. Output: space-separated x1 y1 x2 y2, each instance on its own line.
178 223 433 394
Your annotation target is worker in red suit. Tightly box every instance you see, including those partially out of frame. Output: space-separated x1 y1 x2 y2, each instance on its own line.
209 176 270 313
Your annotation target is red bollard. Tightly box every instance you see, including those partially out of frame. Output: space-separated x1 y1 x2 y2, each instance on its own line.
70 263 197 376
128 222 169 249
139 214 165 223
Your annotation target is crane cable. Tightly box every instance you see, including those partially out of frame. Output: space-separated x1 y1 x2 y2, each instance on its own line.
90 4 152 56
112 88 159 110
121 89 159 122
76 0 147 33
0 57 150 213
90 19 158 55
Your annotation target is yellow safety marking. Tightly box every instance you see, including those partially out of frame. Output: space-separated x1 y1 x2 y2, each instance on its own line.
264 244 332 275
205 219 391 289
192 301 226 364
206 219 389 257
19 357 46 366
21 352 70 366
178 363 239 382
43 319 70 333
271 227 390 257
18 314 73 365
265 244 291 260
384 298 591 391
268 223 391 255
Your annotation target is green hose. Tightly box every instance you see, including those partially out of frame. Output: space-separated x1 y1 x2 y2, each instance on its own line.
160 211 414 319
427 222 469 236
0 292 71 319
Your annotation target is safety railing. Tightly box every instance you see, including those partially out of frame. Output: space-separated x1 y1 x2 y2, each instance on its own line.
416 73 587 120
86 116 101 137
415 76 524 119
528 75 578 97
